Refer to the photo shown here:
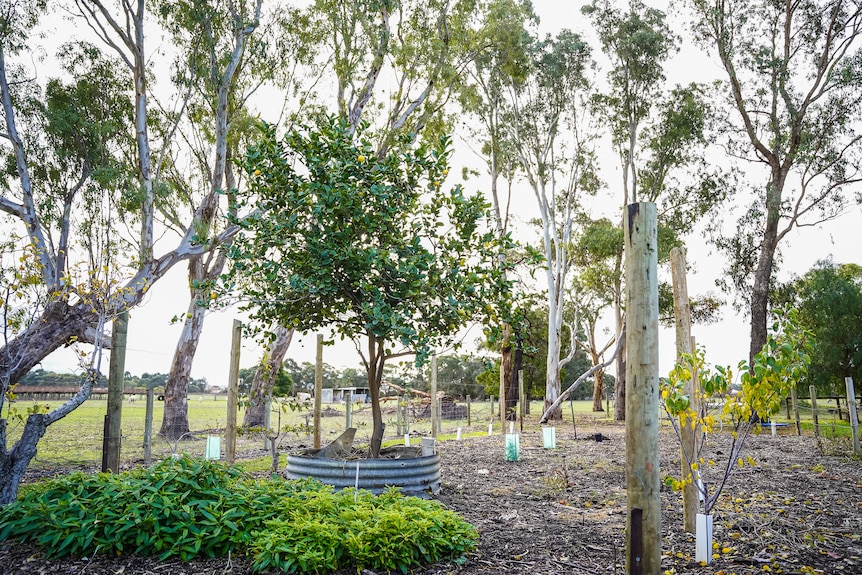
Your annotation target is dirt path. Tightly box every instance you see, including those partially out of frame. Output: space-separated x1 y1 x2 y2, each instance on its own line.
1 422 860 575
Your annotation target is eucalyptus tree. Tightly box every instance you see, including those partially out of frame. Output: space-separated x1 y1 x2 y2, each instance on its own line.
685 0 862 364
147 0 314 440
216 5 326 430
318 0 476 148
458 0 536 421
570 218 621 412
0 2 144 389
0 0 268 500
222 118 511 457
0 31 135 502
152 0 262 439
584 0 717 419
505 29 598 420
65 1 245 441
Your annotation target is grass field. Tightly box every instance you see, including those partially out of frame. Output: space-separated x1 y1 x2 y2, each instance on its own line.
4 396 603 471
3 394 856 472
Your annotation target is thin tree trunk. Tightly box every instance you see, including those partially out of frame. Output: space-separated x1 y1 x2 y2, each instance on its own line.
592 367 605 412
504 345 521 421
0 415 53 505
0 370 98 504
366 335 385 458
749 214 779 365
158 1 255 441
159 291 207 440
614 340 627 421
243 326 294 427
544 269 565 420
500 324 511 422
748 166 787 371
545 352 563 420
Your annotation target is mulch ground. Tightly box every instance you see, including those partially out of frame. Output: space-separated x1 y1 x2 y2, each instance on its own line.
1 420 860 575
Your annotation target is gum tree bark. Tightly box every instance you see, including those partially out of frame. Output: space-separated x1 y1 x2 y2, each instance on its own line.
243 326 294 428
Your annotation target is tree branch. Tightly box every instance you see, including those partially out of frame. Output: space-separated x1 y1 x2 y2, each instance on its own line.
540 324 626 423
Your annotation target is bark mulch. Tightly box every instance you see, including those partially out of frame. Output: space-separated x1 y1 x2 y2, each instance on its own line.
0 421 859 575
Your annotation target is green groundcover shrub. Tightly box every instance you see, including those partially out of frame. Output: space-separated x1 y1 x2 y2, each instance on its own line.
0 456 478 574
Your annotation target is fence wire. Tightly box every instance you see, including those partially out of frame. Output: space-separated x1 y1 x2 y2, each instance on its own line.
10 392 859 474
13 393 506 473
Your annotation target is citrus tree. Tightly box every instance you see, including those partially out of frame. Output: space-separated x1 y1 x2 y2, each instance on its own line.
220 116 512 457
662 307 813 516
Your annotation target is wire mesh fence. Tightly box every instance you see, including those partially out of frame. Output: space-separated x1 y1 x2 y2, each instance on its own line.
7 391 860 475
9 393 511 473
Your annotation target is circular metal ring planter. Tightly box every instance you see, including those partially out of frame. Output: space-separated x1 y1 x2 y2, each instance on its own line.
286 453 441 497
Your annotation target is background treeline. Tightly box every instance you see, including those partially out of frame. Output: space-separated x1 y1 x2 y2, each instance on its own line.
16 348 606 403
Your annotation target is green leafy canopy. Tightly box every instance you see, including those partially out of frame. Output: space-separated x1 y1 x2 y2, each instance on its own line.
222 116 514 364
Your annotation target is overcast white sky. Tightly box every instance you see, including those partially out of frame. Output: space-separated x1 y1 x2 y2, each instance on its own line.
34 0 862 386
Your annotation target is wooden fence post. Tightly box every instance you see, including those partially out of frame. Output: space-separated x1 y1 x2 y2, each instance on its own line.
396 394 403 436
810 386 820 439
625 202 661 574
313 334 323 449
345 391 353 430
790 387 801 436
226 319 242 463
845 377 860 456
499 359 506 429
519 370 525 432
103 311 128 473
143 387 154 465
264 398 272 452
671 247 698 534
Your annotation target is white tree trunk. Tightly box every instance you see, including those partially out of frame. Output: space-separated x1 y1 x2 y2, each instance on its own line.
243 325 295 428
159 295 207 440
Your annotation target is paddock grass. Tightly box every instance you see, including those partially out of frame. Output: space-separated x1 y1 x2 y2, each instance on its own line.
3 396 613 471
5 393 855 472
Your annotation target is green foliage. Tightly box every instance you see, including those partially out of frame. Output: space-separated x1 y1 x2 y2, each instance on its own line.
222 113 513 456
225 116 511 362
252 487 478 574
0 458 478 574
0 1 48 55
476 300 595 402
661 306 813 513
31 41 137 231
734 307 813 420
773 260 862 396
0 456 252 560
252 515 345 574
314 0 475 149
583 0 718 216
584 0 678 152
665 307 813 424
476 359 501 398
341 490 477 573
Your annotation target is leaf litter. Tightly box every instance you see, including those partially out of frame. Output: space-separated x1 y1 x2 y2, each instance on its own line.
0 422 859 575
